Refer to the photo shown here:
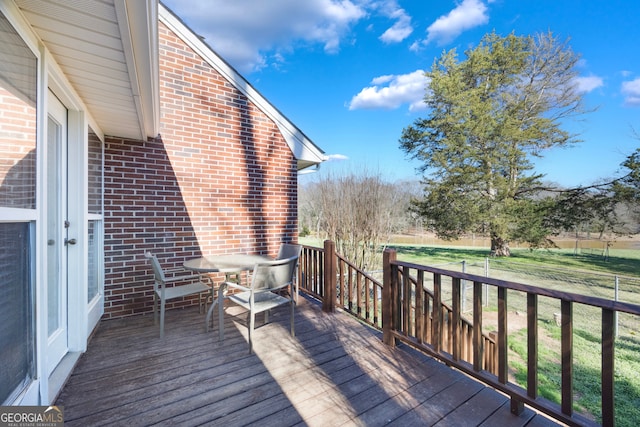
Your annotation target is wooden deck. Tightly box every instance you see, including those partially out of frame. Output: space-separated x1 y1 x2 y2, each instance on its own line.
56 296 560 426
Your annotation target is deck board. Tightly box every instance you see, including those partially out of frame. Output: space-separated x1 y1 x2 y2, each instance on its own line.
56 296 559 426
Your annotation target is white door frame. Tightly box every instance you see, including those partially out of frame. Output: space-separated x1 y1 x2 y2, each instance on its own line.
46 91 69 375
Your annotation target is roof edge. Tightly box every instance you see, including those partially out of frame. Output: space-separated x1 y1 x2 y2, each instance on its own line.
116 0 160 139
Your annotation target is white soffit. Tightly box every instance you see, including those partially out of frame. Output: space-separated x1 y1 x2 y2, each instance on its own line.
158 4 327 171
15 0 159 140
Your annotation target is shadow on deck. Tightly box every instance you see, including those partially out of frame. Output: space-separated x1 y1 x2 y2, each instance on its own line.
56 296 560 426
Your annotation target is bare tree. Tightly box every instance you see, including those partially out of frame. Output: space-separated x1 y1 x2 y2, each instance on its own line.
301 170 406 271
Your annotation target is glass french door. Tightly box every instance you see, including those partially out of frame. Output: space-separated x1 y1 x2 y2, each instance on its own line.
46 91 69 375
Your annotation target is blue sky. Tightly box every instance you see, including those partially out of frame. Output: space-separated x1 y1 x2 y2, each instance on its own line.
162 0 640 188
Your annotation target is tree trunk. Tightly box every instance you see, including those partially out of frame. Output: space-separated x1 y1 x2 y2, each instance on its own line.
490 233 511 257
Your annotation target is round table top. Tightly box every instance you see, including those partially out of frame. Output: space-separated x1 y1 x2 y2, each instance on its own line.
183 254 271 273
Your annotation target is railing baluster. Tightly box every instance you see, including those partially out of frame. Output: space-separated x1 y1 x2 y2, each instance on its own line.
473 281 483 372
338 259 344 308
403 266 411 336
356 268 362 315
348 264 353 311
498 287 508 384
452 277 461 361
527 293 538 399
561 300 573 416
373 277 379 326
602 308 615 426
365 277 370 321
382 248 395 347
433 273 442 353
416 270 424 344
425 289 432 343
395 266 402 340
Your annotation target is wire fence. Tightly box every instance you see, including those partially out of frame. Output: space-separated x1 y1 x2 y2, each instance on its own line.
409 258 640 339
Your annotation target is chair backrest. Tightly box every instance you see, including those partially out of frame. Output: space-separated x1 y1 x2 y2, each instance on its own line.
250 256 298 293
145 252 166 282
276 243 302 260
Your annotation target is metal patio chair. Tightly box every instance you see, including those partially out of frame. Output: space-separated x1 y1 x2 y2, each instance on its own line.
145 252 213 338
276 243 302 301
217 256 299 353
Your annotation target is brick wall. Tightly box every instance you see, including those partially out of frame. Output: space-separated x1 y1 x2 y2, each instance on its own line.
0 87 36 209
102 22 298 319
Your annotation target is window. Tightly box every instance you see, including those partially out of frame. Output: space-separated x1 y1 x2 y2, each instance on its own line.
0 10 37 404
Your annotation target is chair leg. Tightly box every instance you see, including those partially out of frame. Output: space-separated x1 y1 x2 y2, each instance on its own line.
248 310 255 354
205 296 218 332
218 287 225 341
160 297 166 339
153 291 158 325
290 301 295 337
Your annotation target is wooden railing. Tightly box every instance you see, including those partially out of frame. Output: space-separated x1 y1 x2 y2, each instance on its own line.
299 242 497 370
382 249 640 427
298 241 640 426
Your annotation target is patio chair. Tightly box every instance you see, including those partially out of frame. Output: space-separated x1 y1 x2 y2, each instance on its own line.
145 252 213 338
276 243 302 260
217 256 299 353
276 243 302 301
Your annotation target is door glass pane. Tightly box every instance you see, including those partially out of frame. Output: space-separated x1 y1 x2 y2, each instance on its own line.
0 223 33 404
47 115 61 335
87 220 102 302
0 11 37 209
87 128 102 214
87 127 103 302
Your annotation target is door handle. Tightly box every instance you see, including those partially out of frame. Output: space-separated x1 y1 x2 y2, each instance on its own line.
64 238 77 245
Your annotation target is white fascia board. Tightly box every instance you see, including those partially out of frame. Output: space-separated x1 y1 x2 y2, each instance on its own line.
158 4 327 168
115 0 160 140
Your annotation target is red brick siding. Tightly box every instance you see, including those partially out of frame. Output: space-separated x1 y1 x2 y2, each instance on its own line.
0 87 36 209
102 22 298 319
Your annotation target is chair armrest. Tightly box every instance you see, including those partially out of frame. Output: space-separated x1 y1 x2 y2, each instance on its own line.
162 268 207 284
223 281 250 292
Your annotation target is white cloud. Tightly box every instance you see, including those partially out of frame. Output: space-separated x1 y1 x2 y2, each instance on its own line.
573 76 604 93
162 0 421 72
162 0 366 72
379 7 413 43
326 154 350 161
348 70 428 111
416 0 489 48
622 78 640 106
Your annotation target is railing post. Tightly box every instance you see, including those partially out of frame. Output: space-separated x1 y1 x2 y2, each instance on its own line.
322 240 336 313
382 248 396 347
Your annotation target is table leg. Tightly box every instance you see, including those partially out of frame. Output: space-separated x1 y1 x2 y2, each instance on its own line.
205 296 218 332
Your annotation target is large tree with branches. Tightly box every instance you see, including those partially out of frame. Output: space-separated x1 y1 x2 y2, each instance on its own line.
400 31 591 256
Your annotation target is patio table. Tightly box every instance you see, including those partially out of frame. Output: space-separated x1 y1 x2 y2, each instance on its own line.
184 254 271 331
